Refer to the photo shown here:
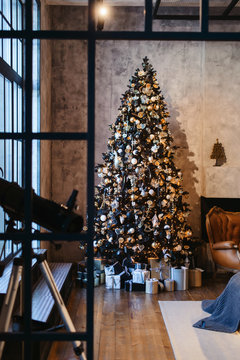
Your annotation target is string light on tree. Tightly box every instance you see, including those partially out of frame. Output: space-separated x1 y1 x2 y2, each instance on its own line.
94 57 196 266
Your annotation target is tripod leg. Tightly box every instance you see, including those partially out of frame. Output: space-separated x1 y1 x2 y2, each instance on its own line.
38 260 86 360
0 262 23 359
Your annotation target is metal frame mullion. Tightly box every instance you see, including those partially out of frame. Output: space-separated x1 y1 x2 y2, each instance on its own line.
0 231 88 242
145 0 152 33
223 0 240 16
0 132 88 139
86 1 95 357
22 0 33 359
200 0 209 34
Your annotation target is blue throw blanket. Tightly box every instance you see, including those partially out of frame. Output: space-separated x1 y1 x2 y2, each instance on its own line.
193 271 240 333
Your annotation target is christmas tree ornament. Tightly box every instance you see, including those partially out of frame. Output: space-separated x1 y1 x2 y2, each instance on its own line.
152 214 159 227
118 237 124 244
138 244 145 252
100 215 107 222
119 215 125 224
151 145 158 153
141 190 147 197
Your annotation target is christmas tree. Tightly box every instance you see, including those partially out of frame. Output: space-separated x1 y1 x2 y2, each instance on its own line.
94 57 194 266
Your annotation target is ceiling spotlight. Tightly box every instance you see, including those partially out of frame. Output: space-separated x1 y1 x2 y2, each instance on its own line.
97 1 108 31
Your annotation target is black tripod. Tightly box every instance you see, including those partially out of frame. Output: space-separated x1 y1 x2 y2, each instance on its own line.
0 251 86 360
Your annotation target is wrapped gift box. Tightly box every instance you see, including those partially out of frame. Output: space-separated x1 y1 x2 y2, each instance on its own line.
125 280 146 292
145 278 158 294
105 271 125 289
132 282 145 291
148 258 170 280
148 258 160 279
94 258 106 271
96 270 105 284
134 262 148 270
189 268 203 287
125 280 133 292
171 266 189 290
104 261 124 276
164 278 175 291
132 269 150 284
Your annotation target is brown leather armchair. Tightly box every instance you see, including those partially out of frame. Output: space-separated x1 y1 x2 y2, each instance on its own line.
206 206 240 271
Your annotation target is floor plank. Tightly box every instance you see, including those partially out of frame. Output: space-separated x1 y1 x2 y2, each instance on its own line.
47 273 232 360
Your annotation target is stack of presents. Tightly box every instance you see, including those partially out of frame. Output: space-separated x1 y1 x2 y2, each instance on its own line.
77 258 203 293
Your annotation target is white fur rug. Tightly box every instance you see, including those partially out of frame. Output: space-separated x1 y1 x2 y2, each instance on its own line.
159 301 240 360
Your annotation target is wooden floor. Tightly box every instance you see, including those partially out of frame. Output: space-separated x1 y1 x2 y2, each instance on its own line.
47 273 232 360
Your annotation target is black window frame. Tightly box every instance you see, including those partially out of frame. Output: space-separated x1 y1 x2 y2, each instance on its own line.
0 0 24 263
0 0 240 359
0 0 40 263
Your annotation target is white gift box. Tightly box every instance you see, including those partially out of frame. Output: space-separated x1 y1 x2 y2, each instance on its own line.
145 278 158 294
132 269 150 284
105 271 125 289
171 266 189 290
104 266 115 276
104 261 124 276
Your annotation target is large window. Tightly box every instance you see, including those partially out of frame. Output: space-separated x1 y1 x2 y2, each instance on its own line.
0 0 40 261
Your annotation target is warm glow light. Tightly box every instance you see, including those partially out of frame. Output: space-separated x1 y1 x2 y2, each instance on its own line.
98 5 108 17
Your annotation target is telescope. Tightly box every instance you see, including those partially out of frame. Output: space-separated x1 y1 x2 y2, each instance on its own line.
0 178 83 233
0 178 87 360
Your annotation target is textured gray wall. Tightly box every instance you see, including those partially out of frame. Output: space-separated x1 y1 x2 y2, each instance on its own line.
42 5 240 261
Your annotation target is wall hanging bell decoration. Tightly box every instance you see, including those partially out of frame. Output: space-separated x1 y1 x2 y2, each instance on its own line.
210 138 226 166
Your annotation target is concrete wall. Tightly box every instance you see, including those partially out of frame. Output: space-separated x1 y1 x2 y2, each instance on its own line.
41 5 240 261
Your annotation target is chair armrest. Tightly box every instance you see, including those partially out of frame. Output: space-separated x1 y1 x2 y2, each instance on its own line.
212 241 239 250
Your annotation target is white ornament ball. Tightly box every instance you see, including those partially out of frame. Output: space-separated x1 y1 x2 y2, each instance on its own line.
100 215 107 222
150 134 155 140
128 228 135 234
151 145 158 153
164 225 170 230
131 158 138 165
